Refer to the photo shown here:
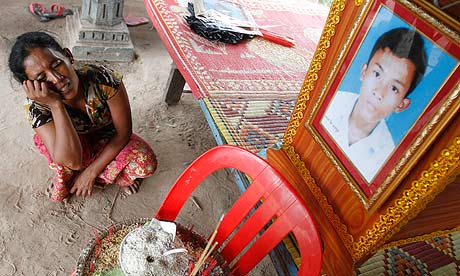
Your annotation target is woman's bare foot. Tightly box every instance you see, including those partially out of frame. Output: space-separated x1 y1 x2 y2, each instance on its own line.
121 179 143 196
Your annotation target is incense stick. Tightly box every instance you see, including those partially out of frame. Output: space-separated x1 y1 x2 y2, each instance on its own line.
202 242 218 266
191 241 218 276
189 215 224 276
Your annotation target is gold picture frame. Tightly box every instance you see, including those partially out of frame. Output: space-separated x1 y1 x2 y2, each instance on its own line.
304 0 460 211
275 0 460 265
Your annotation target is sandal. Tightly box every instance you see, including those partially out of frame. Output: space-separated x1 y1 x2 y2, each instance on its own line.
121 179 143 196
124 15 149 27
29 2 73 22
94 181 107 189
29 2 48 22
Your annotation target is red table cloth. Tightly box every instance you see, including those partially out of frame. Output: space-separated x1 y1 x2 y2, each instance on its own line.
144 0 328 151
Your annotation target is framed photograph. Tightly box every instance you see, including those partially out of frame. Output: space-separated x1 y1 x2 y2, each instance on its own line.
194 0 256 29
307 0 460 209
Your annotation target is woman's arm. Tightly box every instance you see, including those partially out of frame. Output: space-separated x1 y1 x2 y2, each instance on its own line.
25 80 83 170
70 81 133 197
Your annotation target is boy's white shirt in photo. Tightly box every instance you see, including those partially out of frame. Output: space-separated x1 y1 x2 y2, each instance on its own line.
321 91 395 183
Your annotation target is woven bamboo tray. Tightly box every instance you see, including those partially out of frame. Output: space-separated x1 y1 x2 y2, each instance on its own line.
74 218 228 276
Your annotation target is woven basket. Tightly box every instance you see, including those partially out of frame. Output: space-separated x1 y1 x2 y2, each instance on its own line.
75 217 151 276
74 218 227 276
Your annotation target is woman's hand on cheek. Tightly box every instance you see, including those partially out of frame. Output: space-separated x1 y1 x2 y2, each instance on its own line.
70 169 96 197
22 80 62 107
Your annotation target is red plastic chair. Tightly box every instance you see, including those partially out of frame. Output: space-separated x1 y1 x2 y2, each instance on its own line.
156 145 323 276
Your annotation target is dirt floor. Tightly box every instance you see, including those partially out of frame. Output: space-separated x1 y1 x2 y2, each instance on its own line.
0 1 276 275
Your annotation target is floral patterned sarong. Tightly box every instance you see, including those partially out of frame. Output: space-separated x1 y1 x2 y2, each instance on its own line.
34 133 157 202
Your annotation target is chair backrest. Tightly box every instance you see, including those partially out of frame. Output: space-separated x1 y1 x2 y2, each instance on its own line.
155 145 322 276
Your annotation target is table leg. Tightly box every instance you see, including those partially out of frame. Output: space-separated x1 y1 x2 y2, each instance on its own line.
164 63 186 105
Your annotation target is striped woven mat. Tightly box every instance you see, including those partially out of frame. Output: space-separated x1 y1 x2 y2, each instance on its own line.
202 96 295 152
357 231 460 275
145 0 328 152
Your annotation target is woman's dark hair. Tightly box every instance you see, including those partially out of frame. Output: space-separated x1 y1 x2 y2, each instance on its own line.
367 27 427 96
8 32 65 83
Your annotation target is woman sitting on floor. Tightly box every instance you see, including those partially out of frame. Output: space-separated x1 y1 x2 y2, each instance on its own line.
8 31 157 202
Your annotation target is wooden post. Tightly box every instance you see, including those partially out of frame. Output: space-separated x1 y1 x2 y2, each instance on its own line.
164 63 186 105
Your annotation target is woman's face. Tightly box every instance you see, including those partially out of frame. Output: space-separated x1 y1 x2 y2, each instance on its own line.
23 47 80 101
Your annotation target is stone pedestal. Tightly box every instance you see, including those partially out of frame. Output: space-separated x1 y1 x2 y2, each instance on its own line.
66 3 134 62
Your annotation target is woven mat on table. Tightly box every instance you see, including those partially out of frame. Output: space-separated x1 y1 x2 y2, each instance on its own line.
356 231 460 276
146 0 328 98
202 96 294 152
146 0 328 151
145 0 328 135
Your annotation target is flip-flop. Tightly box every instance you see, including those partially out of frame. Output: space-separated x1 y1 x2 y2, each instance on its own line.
124 16 149 27
48 3 73 18
94 181 107 189
29 2 45 14
29 2 73 22
29 2 50 22
121 179 143 196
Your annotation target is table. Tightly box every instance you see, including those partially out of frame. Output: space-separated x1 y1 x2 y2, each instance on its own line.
144 0 328 274
144 0 328 153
